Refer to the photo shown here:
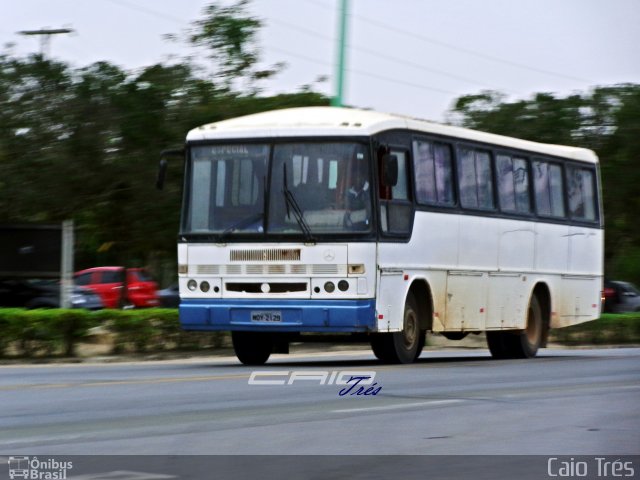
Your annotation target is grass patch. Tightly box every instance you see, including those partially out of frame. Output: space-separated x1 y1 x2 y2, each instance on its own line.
551 313 640 345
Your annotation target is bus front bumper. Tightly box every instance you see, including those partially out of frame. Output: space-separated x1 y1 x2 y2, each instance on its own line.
179 298 377 333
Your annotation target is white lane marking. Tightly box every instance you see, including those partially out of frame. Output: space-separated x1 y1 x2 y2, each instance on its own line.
332 399 462 414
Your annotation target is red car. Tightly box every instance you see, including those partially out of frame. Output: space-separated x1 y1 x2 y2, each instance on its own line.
74 267 159 309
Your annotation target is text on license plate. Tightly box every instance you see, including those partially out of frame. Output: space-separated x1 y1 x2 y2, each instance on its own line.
251 311 282 322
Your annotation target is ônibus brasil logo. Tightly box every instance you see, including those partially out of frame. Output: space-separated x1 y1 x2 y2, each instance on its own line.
248 370 382 396
8 456 73 480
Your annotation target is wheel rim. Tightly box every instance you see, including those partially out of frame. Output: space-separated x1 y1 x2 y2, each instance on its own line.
403 309 418 350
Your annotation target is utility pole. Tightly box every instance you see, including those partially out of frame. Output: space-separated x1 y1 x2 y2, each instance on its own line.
60 220 74 309
331 0 349 107
17 28 74 58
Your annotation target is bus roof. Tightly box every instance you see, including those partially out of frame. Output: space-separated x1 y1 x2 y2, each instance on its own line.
186 107 598 163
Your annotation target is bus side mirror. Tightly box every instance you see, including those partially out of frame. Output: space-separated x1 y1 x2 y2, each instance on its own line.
156 148 184 190
156 159 168 190
382 154 398 187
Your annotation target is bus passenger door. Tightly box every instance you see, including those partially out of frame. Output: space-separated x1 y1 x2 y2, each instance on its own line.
375 143 416 332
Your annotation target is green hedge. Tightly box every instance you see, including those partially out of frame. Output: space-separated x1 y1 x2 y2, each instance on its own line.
0 308 228 358
550 313 640 345
0 308 98 357
0 309 638 358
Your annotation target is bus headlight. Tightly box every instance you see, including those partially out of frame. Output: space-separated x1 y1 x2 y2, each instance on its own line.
200 281 210 293
338 280 349 292
324 281 335 293
187 279 198 291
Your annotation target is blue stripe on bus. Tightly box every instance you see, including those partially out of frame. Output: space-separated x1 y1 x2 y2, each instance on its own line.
179 298 377 332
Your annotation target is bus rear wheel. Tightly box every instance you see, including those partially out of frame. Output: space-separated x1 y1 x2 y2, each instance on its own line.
232 331 272 365
370 293 422 364
487 294 544 359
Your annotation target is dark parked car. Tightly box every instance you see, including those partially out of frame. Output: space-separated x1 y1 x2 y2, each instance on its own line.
157 283 180 308
603 280 640 313
0 278 103 309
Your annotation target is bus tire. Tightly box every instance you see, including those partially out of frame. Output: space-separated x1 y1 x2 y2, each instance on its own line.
232 331 272 365
517 293 544 358
486 330 513 359
487 294 544 359
415 330 426 360
370 334 394 362
370 293 421 364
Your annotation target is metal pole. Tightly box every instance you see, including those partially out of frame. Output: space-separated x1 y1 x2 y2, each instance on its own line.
60 220 74 309
17 28 74 58
331 0 349 107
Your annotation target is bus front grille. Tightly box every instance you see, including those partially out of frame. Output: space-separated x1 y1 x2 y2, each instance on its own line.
230 248 301 262
194 264 344 275
225 282 308 293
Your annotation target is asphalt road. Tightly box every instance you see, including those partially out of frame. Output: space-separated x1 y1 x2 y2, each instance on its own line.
1 347 639 456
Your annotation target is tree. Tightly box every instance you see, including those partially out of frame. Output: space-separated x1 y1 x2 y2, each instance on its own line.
188 0 284 93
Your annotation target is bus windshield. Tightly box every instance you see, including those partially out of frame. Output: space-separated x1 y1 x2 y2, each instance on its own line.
183 142 372 238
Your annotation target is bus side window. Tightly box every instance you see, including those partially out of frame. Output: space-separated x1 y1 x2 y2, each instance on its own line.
457 147 494 210
413 140 436 203
533 160 565 218
567 166 596 221
413 140 454 206
497 154 531 214
391 150 409 200
513 158 531 213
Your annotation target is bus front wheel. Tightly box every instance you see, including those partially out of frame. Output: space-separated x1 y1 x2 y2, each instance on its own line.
370 293 423 364
487 294 544 359
232 331 272 365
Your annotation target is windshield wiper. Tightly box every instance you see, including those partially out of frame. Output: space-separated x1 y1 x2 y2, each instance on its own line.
219 212 264 240
218 175 267 242
282 163 315 243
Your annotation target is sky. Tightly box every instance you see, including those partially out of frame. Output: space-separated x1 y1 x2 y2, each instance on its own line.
2 0 640 122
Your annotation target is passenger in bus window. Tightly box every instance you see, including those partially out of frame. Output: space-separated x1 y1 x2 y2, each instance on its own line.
347 171 369 210
346 157 371 229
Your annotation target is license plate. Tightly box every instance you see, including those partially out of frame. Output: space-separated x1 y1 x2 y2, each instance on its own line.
251 311 282 322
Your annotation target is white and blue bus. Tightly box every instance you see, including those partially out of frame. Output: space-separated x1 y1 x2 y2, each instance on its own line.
161 107 603 365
